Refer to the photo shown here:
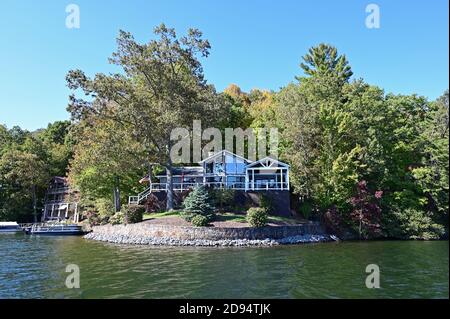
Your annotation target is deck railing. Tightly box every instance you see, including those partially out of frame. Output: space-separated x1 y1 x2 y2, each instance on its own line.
128 181 289 204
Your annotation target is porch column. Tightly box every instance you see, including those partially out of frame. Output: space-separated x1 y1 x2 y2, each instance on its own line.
286 169 290 190
74 203 78 223
280 169 284 190
245 171 249 191
252 170 255 190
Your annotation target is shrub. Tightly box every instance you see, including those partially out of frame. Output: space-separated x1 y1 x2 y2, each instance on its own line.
122 205 145 224
180 211 195 222
94 198 115 224
144 194 162 213
109 212 125 225
83 210 103 226
183 186 215 219
191 214 210 227
321 205 344 235
386 207 446 240
246 207 268 227
299 201 313 220
211 189 235 211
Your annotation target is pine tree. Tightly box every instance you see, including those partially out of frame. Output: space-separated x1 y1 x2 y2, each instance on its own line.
183 186 215 218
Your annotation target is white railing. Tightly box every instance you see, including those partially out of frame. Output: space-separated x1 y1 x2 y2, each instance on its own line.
249 181 289 191
128 181 289 205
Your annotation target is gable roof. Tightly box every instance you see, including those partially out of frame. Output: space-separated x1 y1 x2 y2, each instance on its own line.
245 156 290 168
199 149 252 164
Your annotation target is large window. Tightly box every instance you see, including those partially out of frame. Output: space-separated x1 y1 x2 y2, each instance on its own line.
225 154 245 174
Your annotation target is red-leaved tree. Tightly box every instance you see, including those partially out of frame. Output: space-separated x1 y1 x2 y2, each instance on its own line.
350 180 383 239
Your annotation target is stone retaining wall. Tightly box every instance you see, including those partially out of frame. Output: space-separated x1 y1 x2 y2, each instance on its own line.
88 222 326 241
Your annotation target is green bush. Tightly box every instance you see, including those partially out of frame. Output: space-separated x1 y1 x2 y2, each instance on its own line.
388 208 445 240
299 201 313 219
94 198 115 223
211 189 235 211
191 214 210 227
122 205 145 224
246 207 268 227
183 186 215 220
109 212 125 225
180 211 195 222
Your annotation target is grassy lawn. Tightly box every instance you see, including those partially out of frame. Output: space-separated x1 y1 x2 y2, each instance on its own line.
143 210 180 220
144 210 305 225
212 212 305 225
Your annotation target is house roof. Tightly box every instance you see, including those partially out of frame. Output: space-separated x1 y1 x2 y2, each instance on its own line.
245 156 290 168
199 150 252 164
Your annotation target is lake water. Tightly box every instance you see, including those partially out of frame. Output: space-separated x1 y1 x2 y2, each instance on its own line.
0 233 448 298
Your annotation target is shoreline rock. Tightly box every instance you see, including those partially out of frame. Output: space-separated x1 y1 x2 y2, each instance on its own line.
84 232 335 247
83 222 336 247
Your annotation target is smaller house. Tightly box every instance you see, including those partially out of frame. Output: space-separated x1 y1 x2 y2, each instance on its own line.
41 177 80 223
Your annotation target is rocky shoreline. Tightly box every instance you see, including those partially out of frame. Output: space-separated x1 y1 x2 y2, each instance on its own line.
83 222 336 247
84 232 336 247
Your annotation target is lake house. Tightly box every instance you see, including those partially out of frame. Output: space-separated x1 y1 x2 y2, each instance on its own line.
129 150 290 207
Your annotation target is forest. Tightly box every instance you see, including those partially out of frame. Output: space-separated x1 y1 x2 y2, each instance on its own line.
0 24 448 240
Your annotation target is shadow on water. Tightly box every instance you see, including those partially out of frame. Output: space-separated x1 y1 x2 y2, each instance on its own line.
0 233 448 298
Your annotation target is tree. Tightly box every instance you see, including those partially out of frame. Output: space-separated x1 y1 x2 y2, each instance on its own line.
183 186 215 220
0 149 50 222
349 180 382 239
68 117 146 213
298 43 353 83
276 43 448 239
66 24 227 210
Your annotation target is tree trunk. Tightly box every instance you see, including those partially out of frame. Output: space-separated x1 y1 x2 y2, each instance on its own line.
113 175 121 213
32 185 37 223
148 162 153 187
166 163 174 211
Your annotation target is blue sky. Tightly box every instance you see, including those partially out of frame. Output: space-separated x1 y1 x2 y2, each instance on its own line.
0 0 448 130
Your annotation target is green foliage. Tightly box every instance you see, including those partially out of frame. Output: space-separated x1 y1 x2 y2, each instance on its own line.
109 212 125 225
94 198 115 221
246 207 268 227
182 186 215 225
183 186 215 218
66 24 228 210
299 201 313 220
384 207 446 240
276 50 448 238
0 122 72 222
122 205 145 224
191 214 210 227
179 210 195 222
67 118 145 207
211 188 235 211
298 43 353 84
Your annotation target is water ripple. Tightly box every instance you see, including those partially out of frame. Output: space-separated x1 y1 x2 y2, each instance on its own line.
0 234 448 298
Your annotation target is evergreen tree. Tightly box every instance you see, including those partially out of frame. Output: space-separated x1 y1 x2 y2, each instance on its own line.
183 186 215 218
298 43 353 83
